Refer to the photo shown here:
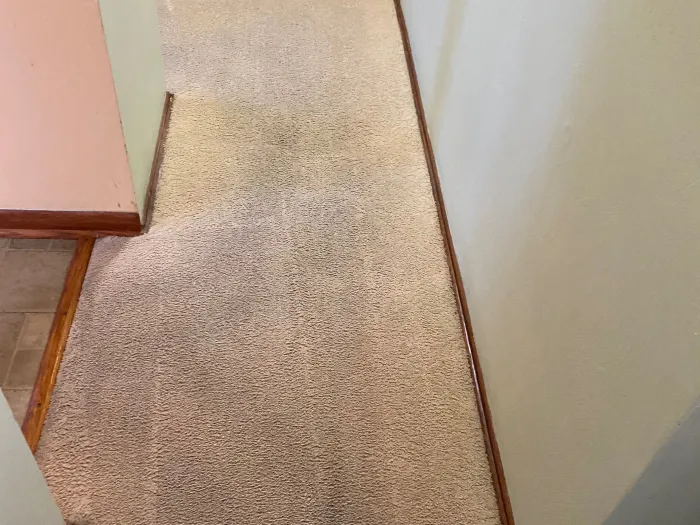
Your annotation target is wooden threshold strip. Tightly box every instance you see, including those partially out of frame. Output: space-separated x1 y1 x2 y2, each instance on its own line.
392 1 515 524
22 237 95 453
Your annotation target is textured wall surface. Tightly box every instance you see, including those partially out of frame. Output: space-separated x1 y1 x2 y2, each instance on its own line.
402 0 700 523
36 1 500 523
0 0 136 212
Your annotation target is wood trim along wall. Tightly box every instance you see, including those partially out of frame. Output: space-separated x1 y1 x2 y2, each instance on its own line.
141 91 174 231
0 211 141 237
22 237 95 453
0 229 99 240
392 2 515 524
0 91 174 238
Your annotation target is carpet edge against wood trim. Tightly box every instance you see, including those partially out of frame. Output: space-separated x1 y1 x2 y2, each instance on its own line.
391 1 515 523
141 91 175 232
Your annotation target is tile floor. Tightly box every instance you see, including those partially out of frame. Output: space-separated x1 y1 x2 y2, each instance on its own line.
0 238 75 424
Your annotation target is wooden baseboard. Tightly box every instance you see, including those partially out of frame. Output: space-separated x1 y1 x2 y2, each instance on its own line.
392 2 515 524
0 211 141 238
141 91 174 231
22 237 95 453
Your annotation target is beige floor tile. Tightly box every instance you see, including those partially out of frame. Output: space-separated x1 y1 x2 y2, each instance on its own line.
0 238 9 249
0 251 71 312
4 349 43 388
17 313 54 350
2 388 31 425
0 313 25 385
49 239 77 252
9 239 51 250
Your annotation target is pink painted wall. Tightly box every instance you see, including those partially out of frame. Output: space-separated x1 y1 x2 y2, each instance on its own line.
0 0 137 213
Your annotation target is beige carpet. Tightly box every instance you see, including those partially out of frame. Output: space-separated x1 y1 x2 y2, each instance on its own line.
36 0 499 523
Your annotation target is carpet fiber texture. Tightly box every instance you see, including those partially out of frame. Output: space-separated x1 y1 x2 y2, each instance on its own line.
36 0 499 523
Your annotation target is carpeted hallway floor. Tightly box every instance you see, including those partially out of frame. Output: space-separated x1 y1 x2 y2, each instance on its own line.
36 1 499 523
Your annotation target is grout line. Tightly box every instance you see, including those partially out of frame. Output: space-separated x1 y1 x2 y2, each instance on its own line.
2 313 27 387
0 311 60 314
7 249 59 253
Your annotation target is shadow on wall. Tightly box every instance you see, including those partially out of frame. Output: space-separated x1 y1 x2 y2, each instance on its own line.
604 401 700 525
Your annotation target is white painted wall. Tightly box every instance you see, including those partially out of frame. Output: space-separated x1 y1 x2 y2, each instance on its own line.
400 0 450 125
0 396 63 524
401 0 700 523
99 0 166 218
